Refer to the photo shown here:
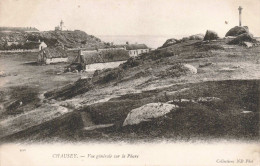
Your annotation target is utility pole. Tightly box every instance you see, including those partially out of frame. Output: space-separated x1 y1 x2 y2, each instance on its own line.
238 6 243 26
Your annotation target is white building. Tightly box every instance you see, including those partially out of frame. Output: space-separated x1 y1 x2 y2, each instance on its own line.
125 44 150 57
38 47 68 64
6 41 19 46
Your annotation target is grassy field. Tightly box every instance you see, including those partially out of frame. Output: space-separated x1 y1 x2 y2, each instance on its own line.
0 39 260 142
0 52 91 134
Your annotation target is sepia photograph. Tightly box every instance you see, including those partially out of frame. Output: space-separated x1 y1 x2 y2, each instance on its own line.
0 0 259 165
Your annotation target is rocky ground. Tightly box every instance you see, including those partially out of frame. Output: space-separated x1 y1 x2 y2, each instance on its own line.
0 36 259 143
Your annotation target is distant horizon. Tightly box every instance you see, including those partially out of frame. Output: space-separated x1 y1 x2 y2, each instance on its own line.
0 26 204 37
2 27 259 38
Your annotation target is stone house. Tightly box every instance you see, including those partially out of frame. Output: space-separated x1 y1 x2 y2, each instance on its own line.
125 44 150 57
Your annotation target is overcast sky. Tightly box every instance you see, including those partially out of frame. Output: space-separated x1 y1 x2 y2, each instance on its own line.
0 0 259 37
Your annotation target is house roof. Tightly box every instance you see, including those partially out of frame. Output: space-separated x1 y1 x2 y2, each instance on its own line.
103 45 125 49
78 51 101 64
40 46 68 58
125 44 148 50
73 49 129 64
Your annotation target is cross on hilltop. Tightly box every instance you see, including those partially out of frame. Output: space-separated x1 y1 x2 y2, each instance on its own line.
238 6 243 26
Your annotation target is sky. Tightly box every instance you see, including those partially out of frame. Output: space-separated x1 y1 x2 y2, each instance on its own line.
0 0 259 37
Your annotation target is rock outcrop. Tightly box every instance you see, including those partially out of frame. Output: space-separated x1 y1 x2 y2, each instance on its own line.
0 30 105 49
123 103 178 126
243 42 253 48
225 26 249 37
188 34 204 40
181 37 189 42
228 33 256 45
203 30 219 41
160 34 204 49
197 97 222 103
161 38 179 48
184 64 197 74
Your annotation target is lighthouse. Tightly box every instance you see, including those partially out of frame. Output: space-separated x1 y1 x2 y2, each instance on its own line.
60 20 64 31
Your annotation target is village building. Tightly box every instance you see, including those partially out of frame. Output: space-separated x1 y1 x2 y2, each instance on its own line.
55 26 60 31
98 46 126 52
38 47 68 64
55 20 64 31
6 41 19 46
125 44 150 57
4 40 47 50
66 48 129 72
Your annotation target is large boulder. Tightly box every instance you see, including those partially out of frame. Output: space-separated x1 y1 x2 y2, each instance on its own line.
243 42 253 48
225 26 249 37
161 38 179 48
203 30 219 41
0 71 6 77
228 33 256 45
183 64 197 74
179 34 204 42
123 103 178 126
181 37 189 42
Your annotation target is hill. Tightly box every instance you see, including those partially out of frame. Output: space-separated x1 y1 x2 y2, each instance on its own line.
0 27 39 32
0 30 105 49
1 37 259 142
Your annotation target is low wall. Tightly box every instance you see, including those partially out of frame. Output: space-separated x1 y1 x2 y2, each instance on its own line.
0 49 39 53
46 58 68 64
70 47 126 53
